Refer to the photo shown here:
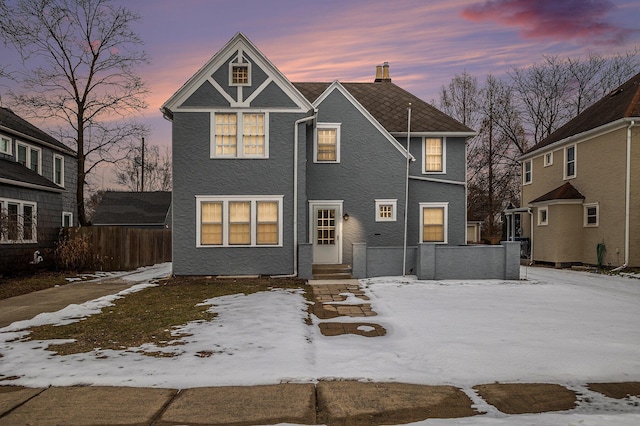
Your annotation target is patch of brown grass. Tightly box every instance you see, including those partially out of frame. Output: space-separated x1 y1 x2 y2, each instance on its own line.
27 276 309 357
0 272 75 300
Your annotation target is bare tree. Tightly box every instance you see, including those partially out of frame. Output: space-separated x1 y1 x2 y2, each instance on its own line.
439 71 482 129
116 143 172 192
0 0 150 225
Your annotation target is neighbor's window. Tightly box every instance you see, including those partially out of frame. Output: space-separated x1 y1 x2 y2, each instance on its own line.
230 63 250 86
53 154 64 186
544 152 553 167
62 212 73 228
0 198 37 243
213 112 267 158
197 196 282 247
375 199 397 222
565 145 576 179
584 203 599 227
424 137 444 173
16 142 41 174
538 207 548 226
315 123 340 163
0 134 11 155
420 202 447 243
523 160 532 184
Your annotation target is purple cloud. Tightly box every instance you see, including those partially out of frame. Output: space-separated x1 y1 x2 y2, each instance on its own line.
461 0 635 45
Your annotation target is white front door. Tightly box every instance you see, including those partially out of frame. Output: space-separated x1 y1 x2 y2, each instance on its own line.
311 202 342 264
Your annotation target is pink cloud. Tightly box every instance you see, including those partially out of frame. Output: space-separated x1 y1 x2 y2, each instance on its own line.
461 0 635 45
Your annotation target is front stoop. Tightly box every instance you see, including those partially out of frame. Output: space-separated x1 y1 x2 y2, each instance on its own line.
312 264 353 279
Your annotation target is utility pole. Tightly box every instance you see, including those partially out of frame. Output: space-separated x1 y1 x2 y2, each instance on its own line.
141 137 145 192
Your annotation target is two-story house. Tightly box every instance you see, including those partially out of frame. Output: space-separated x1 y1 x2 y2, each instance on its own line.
162 33 477 278
505 71 640 268
0 107 77 273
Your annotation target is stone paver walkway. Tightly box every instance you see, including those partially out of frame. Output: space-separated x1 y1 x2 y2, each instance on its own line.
309 279 387 337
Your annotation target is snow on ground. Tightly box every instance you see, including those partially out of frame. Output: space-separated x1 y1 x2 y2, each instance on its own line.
1 264 639 424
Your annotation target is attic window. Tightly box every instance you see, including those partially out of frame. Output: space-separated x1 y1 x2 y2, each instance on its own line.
230 63 250 86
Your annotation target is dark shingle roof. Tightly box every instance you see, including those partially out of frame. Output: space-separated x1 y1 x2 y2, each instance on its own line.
293 82 474 134
0 107 75 154
526 71 640 154
92 191 172 225
0 158 62 191
530 182 585 204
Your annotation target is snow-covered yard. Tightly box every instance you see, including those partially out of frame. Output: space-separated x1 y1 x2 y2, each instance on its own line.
1 264 639 424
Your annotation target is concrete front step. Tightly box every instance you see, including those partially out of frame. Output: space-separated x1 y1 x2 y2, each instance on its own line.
312 264 352 279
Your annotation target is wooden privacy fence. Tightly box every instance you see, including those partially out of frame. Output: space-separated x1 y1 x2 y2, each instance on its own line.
64 226 171 271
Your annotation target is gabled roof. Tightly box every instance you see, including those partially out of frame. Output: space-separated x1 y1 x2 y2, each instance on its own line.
0 158 64 192
92 191 172 226
529 182 585 204
294 82 474 135
526 71 640 155
161 32 313 118
0 107 75 155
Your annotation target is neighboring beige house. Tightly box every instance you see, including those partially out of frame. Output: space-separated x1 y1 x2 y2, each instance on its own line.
505 72 640 268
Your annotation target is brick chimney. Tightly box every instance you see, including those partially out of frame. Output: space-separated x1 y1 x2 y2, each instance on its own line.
374 62 392 82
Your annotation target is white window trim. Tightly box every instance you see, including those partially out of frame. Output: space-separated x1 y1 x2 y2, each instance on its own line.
195 195 283 247
0 133 11 155
523 160 532 185
0 197 37 243
544 152 553 167
53 154 65 187
584 203 599 227
229 62 251 87
537 206 548 226
210 111 269 159
16 141 42 174
314 123 341 163
375 199 397 222
62 211 73 227
422 137 446 174
564 144 577 180
419 202 448 244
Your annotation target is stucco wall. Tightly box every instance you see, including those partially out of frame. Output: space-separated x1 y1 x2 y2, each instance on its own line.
171 111 306 276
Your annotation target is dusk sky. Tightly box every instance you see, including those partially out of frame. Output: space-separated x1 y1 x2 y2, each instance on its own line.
2 0 640 189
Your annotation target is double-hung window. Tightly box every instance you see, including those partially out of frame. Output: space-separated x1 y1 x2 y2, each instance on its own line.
423 137 445 173
196 196 283 247
523 160 532 184
565 145 576 179
584 203 599 227
53 154 64 186
0 134 11 155
419 202 448 243
212 112 267 158
0 198 37 243
16 142 42 174
544 152 553 167
315 123 340 163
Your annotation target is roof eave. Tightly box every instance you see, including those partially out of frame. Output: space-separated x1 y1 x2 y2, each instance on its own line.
519 117 639 161
0 124 76 156
0 177 65 193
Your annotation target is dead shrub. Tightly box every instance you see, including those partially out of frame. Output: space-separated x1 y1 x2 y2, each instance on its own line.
55 232 94 271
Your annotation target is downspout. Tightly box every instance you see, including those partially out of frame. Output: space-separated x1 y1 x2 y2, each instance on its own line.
612 119 635 272
528 208 534 266
273 111 317 278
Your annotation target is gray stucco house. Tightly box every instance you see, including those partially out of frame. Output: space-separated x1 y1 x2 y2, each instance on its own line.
162 33 478 278
0 107 77 274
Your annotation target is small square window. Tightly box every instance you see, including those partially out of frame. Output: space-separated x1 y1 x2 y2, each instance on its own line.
230 63 251 86
375 199 397 222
